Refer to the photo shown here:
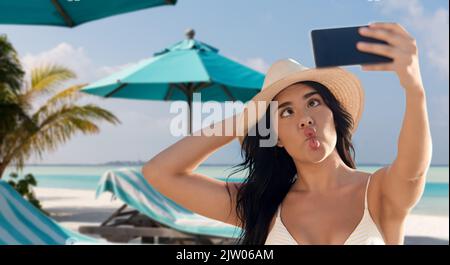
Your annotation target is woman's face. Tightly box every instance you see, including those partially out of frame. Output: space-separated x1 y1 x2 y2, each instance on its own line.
272 83 337 163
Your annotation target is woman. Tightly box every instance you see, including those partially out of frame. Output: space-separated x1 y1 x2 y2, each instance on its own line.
142 22 432 245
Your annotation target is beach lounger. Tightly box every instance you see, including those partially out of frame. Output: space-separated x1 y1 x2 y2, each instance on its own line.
79 168 242 244
0 181 101 245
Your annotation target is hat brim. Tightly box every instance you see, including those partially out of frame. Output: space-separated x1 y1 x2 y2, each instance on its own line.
237 67 365 145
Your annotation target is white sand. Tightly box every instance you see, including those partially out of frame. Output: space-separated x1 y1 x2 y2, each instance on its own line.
35 187 123 232
34 187 449 245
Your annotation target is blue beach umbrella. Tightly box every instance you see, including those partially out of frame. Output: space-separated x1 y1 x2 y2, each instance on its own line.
82 29 265 134
0 0 177 28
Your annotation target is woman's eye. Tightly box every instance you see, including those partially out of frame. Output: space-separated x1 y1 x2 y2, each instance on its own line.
308 99 320 108
280 100 320 118
280 108 293 118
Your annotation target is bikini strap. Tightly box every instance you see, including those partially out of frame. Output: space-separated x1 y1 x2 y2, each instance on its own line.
364 175 372 209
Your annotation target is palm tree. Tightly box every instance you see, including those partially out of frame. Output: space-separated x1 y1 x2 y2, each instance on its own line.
0 64 120 179
0 34 24 92
1 34 26 140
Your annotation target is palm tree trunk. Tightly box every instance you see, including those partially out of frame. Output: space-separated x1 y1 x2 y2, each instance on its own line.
0 161 6 180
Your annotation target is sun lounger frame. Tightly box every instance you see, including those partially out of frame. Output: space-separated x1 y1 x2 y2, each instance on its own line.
79 203 238 245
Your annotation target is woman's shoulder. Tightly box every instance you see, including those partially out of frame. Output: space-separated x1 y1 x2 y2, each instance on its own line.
342 170 372 189
352 169 373 178
353 167 387 192
356 167 388 222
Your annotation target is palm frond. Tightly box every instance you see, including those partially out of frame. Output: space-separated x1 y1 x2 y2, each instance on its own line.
0 35 25 92
1 60 120 179
23 65 76 101
1 87 36 158
32 83 87 122
46 83 87 107
6 104 120 169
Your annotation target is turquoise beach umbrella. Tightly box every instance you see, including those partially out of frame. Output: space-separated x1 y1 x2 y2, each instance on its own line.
0 0 177 28
82 29 265 133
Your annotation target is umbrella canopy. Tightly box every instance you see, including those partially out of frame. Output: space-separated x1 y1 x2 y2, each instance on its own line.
82 29 265 134
0 0 177 28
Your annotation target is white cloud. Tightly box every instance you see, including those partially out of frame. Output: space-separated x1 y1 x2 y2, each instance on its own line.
96 60 143 79
21 43 94 83
379 0 449 79
380 0 424 18
20 42 143 84
244 57 270 73
229 56 270 73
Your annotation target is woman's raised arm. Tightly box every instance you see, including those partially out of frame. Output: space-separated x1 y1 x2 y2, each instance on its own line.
357 22 432 214
142 114 243 227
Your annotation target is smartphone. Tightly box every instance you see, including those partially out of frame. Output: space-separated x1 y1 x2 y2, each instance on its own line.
311 25 393 68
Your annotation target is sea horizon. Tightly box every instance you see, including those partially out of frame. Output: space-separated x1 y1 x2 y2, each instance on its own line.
3 165 448 217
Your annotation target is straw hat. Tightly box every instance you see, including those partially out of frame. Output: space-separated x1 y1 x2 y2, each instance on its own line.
237 58 365 145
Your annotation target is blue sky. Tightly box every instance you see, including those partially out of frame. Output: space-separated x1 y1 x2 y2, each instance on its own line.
1 0 448 165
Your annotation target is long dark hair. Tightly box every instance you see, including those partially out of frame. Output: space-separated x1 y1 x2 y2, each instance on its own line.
226 81 356 245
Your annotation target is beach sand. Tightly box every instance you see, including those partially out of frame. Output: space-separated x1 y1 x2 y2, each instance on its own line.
34 187 449 245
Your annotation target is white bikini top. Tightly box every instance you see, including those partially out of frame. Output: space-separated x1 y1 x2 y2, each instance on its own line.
265 175 385 245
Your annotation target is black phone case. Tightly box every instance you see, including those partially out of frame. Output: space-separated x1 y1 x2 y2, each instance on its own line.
311 25 393 68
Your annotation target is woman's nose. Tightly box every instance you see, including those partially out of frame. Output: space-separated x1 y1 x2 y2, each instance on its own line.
299 117 314 129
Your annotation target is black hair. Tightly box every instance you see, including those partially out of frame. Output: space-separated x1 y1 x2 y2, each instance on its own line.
226 81 356 245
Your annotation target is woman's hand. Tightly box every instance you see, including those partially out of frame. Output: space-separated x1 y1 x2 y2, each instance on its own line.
357 22 424 93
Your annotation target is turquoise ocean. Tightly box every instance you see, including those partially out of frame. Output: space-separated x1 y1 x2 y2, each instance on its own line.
4 165 448 217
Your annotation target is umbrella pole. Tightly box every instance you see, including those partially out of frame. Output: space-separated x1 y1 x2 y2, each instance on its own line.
176 83 194 135
182 82 211 135
187 92 193 135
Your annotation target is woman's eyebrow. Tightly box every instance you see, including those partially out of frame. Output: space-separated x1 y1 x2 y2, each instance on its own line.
303 91 319 99
277 91 319 110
